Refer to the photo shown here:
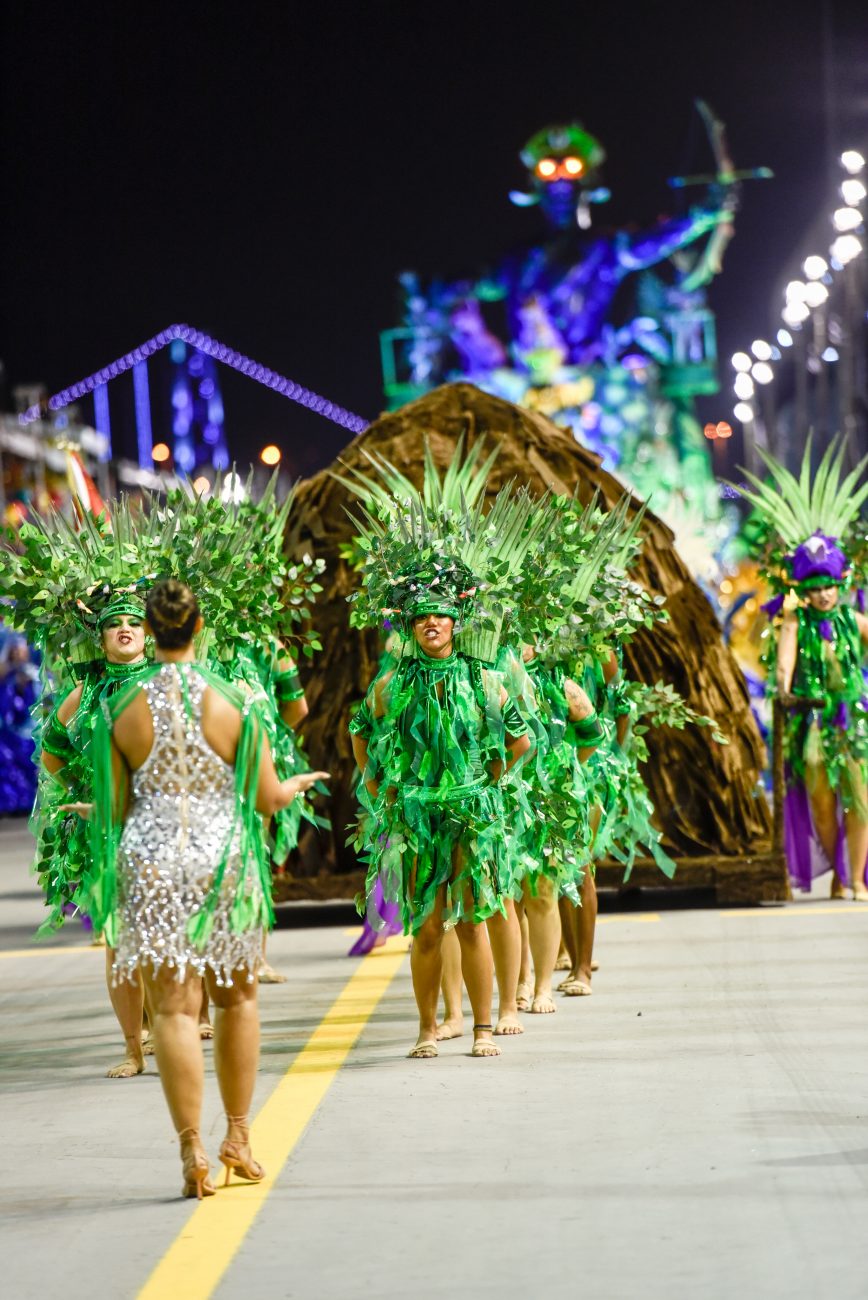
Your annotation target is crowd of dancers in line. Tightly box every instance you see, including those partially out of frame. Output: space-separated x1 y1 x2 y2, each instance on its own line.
4 434 867 1199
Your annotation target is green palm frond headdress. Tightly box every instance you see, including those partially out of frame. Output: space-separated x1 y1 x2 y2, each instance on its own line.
524 492 664 668
341 439 564 662
150 471 325 662
732 436 868 599
1 499 161 668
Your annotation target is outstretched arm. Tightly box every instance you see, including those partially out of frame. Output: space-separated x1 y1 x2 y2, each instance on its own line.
619 209 722 275
254 725 328 815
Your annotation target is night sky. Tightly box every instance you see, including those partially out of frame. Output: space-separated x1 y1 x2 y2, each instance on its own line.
2 0 866 477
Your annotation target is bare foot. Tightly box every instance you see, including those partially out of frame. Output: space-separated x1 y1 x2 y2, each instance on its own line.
561 978 593 997
435 1017 464 1041
591 959 600 972
258 963 287 984
471 1027 501 1058
554 949 571 971
516 979 533 1012
408 1033 439 1059
142 1032 156 1057
531 991 557 1014
831 874 847 900
199 1022 214 1041
853 888 868 903
494 1011 524 1035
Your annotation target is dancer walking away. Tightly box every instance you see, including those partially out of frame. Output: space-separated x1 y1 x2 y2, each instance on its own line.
89 580 327 1197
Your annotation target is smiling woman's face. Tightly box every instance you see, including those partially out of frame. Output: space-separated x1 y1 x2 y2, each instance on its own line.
100 614 146 664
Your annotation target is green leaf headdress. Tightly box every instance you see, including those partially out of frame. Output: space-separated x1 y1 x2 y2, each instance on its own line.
524 492 664 668
1 499 157 672
340 438 564 663
731 436 868 608
148 471 325 663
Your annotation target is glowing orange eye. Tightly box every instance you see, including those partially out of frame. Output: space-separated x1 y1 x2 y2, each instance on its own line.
537 158 557 178
563 157 583 176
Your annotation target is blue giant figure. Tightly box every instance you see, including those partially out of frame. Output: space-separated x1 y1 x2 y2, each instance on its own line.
381 104 770 514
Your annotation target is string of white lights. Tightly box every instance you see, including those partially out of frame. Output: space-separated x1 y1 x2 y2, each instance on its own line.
729 149 865 429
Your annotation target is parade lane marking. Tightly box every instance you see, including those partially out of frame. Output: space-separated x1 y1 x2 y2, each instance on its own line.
138 935 410 1300
0 944 101 959
721 905 868 918
342 914 662 939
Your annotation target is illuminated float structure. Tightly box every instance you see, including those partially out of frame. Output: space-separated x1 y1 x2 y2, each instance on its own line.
380 103 771 518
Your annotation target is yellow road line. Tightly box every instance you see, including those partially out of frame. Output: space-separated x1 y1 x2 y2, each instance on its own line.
345 914 663 939
598 913 660 924
0 944 101 960
721 905 868 918
138 936 410 1300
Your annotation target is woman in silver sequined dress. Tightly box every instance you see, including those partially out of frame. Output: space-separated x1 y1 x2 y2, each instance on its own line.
106 580 327 1199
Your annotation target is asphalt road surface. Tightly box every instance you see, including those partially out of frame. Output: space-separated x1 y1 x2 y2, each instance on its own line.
2 820 867 1300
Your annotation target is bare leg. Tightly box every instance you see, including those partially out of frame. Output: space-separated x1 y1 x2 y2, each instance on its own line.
516 903 533 1010
558 896 578 989
258 932 287 984
563 867 597 996
487 899 523 1035
807 760 845 895
105 947 145 1078
454 916 500 1057
204 965 264 1182
524 877 560 1013
142 962 213 1197
409 899 445 1057
845 769 868 899
199 987 214 1039
436 928 465 1040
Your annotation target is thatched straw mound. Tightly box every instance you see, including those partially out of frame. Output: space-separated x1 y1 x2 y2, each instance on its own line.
289 382 770 880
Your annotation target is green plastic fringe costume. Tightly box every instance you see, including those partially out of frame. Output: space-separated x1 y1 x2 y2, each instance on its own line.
2 471 325 937
340 441 566 931
350 650 529 931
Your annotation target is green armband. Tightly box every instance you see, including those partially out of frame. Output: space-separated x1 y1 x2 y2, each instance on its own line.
502 700 529 738
570 712 604 745
348 698 374 738
42 712 75 761
274 668 304 703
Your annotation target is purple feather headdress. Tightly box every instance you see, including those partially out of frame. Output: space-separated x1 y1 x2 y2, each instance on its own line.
788 533 849 588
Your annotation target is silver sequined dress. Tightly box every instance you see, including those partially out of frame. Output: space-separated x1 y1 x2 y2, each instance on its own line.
112 664 263 985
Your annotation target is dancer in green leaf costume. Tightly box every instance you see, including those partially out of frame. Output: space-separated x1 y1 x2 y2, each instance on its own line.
87 578 326 1199
346 461 551 1058
735 437 868 898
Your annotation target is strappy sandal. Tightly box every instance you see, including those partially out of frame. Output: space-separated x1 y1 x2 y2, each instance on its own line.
408 1039 439 1058
471 1024 501 1058
219 1115 265 1186
179 1127 216 1200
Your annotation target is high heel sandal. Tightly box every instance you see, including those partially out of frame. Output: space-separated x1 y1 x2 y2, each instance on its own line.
179 1127 216 1200
219 1114 265 1187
